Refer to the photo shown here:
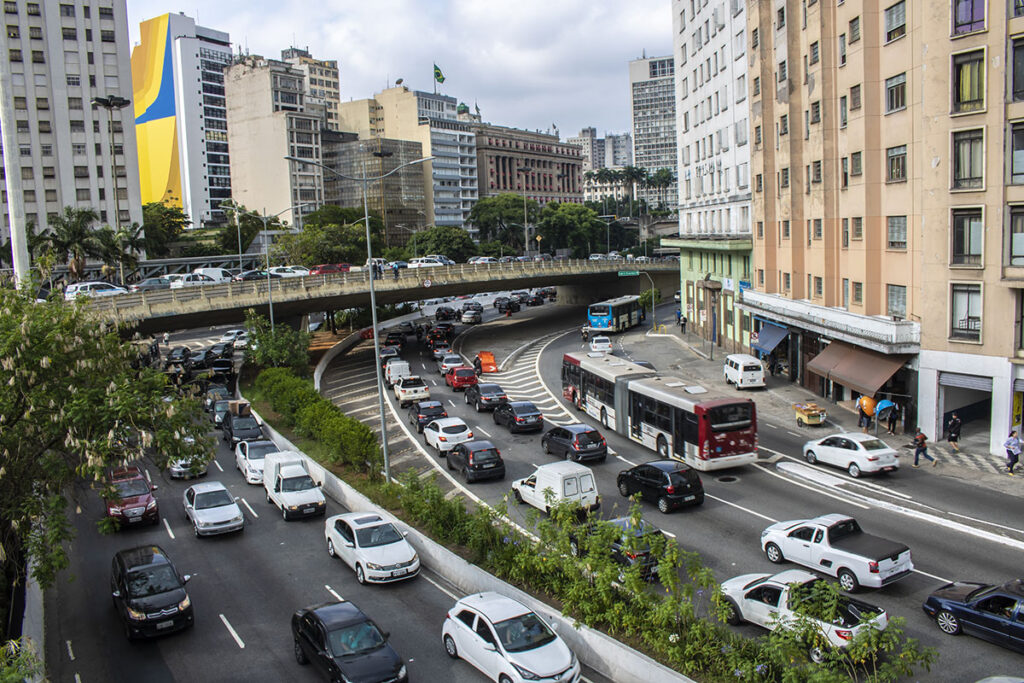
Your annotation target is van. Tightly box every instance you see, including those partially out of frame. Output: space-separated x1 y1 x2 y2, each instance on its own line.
192 267 233 283
724 353 766 389
385 359 411 388
511 461 600 515
263 452 326 520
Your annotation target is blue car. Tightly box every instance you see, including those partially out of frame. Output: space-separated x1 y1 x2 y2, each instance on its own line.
922 579 1024 653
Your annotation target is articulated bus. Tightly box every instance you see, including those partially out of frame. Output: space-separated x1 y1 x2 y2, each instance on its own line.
587 295 642 333
561 352 757 471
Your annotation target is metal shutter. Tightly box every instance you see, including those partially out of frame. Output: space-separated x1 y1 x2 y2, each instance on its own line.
938 372 992 391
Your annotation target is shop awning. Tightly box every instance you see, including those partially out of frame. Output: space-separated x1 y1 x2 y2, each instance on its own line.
806 341 909 397
751 323 789 355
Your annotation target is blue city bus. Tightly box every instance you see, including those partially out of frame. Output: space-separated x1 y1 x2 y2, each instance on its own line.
587 295 642 332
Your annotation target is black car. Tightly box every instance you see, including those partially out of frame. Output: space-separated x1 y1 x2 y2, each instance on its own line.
526 293 544 306
209 342 234 359
446 440 506 483
111 545 194 640
210 358 234 378
435 306 457 321
492 296 510 309
461 301 483 312
538 286 557 300
464 383 507 412
569 517 664 581
493 401 543 433
235 269 283 281
204 384 231 411
617 460 704 513
223 412 263 444
496 298 521 313
922 579 1024 653
292 601 407 683
407 400 448 433
211 400 230 428
541 424 607 462
165 346 191 368
384 332 405 350
189 348 212 370
434 322 456 338
510 291 529 303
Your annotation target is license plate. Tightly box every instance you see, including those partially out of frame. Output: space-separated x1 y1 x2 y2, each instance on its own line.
127 517 142 523
683 495 696 502
391 569 408 578
525 417 536 422
303 507 315 514
482 463 496 468
155 620 174 630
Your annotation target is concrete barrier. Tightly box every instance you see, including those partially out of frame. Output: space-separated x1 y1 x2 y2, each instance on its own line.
22 571 44 683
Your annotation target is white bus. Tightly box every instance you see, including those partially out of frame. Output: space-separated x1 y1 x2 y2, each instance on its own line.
560 352 656 429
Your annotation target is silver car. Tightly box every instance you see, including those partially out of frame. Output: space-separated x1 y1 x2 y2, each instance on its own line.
183 481 244 537
438 353 464 375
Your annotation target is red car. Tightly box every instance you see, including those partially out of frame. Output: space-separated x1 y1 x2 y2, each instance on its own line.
309 263 342 275
106 466 160 526
445 366 479 392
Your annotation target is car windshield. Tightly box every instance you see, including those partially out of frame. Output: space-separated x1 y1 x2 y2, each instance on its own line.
470 447 500 462
859 439 888 451
827 518 863 543
214 400 230 412
327 621 387 657
194 490 235 509
403 378 426 388
743 364 762 372
282 475 316 492
593 337 610 345
513 404 538 415
355 523 403 548
442 424 468 435
115 479 150 498
480 385 503 396
493 612 557 653
209 386 230 397
126 564 181 598
246 443 277 460
443 355 461 363
706 403 752 432
233 417 259 430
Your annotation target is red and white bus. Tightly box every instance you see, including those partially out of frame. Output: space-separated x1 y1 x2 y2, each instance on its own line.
561 353 757 471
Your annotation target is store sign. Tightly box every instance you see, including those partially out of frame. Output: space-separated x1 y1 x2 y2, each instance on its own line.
722 278 734 292
738 280 752 291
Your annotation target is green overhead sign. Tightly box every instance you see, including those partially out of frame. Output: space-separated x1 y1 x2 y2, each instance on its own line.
618 270 639 277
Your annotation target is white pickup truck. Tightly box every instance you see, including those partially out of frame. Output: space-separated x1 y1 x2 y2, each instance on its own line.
394 375 430 407
720 569 889 663
760 514 913 592
263 452 326 521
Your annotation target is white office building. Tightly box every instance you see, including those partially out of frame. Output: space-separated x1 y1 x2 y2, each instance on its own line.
604 132 632 168
629 55 678 210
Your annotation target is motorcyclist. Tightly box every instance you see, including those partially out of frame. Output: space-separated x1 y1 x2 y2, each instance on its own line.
581 326 589 342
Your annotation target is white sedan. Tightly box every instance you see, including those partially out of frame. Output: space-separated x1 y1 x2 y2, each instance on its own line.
589 336 613 354
408 258 445 268
234 439 280 484
268 266 304 278
220 329 245 343
423 417 473 456
803 433 899 478
442 592 580 683
324 512 419 584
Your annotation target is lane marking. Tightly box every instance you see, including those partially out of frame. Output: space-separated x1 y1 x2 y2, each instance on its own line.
431 379 438 386
754 463 870 509
144 468 152 483
616 454 638 467
448 400 457 408
421 363 426 370
65 640 75 661
213 460 224 472
785 430 802 438
325 584 344 602
240 498 259 519
913 568 952 584
75 675 81 683
949 510 1022 534
219 614 245 649
420 572 460 602
162 518 176 540
704 493 779 523
475 426 492 437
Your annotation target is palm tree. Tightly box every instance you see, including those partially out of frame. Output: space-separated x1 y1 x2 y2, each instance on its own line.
114 222 146 284
620 166 648 213
38 207 103 282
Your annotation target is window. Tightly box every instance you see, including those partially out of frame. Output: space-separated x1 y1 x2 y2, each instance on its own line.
6 24 16 38
66 75 80 87
812 160 823 183
952 129 984 189
757 221 764 238
752 27 759 48
8 48 21 62
885 1 907 42
1012 123 1024 184
70 120 84 132
950 284 981 340
853 216 864 239
59 4 75 16
850 16 861 42
754 125 762 145
1010 207 1024 265
839 34 847 66
886 73 907 113
67 97 82 110
953 50 985 113
887 285 907 318
783 273 791 290
1013 39 1024 102
814 277 823 297
841 158 849 187
35 97 47 110
780 114 789 135
778 60 788 82
753 76 760 96
840 96 848 127
850 84 861 110
100 30 115 43
953 0 985 35
810 101 821 123
26 3 38 16
1016 0 1024 17
782 220 791 238
888 215 908 249
62 26 77 40
887 145 907 182
952 209 983 264
777 6 786 28
4 2 16 14
814 218 823 239
780 167 790 188
850 151 862 176
842 218 850 247
31 50 43 63
75 188 91 201
756 173 763 191
853 282 863 303
758 269 765 285
810 41 819 65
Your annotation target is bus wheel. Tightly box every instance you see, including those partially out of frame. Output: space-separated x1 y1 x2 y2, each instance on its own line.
656 435 669 458
600 408 609 428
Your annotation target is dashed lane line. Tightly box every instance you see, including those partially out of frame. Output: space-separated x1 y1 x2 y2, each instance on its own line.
66 640 75 661
240 498 259 519
753 463 870 510
420 572 461 602
325 584 344 602
213 460 224 472
704 493 778 523
616 454 638 467
162 518 175 540
475 425 492 437
219 614 245 649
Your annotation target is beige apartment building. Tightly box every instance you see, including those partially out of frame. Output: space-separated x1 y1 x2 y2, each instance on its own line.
743 0 1024 454
281 47 341 131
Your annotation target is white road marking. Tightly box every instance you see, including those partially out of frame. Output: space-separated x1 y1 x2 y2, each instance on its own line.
616 454 638 467
75 674 82 683
949 510 1021 533
325 584 344 602
475 426 492 437
65 640 75 661
213 460 224 472
420 573 460 601
756 463 871 509
240 498 259 519
913 568 952 584
785 430 802 438
421 363 426 370
764 423 779 429
162 518 176 540
431 379 438 386
704 493 779 523
144 468 152 483
448 400 457 407
219 614 245 648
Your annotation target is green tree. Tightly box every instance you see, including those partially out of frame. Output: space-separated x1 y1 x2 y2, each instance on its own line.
0 287 213 590
303 205 383 236
412 225 478 262
0 638 42 681
637 287 661 311
467 194 538 248
620 166 648 204
37 207 103 281
93 223 146 285
218 205 272 255
244 310 311 374
648 168 676 211
536 203 602 257
273 221 382 267
141 201 191 257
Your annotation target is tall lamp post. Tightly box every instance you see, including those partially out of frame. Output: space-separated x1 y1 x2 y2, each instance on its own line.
285 152 434 483
220 200 246 271
594 215 618 255
91 95 131 235
517 166 532 254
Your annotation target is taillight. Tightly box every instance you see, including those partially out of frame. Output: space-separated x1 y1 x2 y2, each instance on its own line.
514 416 524 422
625 552 639 560
600 437 607 446
665 485 675 494
868 561 879 573
835 630 853 641
439 436 447 442
467 453 474 465
467 431 473 438
701 441 709 458
418 414 425 419
866 456 879 462
537 414 543 420
572 439 580 450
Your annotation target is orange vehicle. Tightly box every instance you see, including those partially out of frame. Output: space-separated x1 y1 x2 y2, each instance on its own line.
475 351 498 373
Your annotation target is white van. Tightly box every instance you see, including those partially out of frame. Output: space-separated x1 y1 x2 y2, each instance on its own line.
384 359 411 388
192 267 233 283
511 462 600 515
724 353 766 389
263 451 326 520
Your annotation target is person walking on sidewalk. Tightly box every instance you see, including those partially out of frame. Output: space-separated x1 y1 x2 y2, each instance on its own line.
913 428 937 468
946 413 962 452
886 404 900 435
680 315 687 334
1004 430 1021 476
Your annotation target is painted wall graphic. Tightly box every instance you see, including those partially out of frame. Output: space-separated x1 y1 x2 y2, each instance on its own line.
131 14 181 207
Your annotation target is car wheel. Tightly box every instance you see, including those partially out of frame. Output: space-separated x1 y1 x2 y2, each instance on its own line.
355 564 366 585
512 488 523 503
809 645 827 665
282 507 289 521
805 450 817 465
618 480 631 497
464 393 470 404
764 542 785 564
436 445 444 459
193 524 201 538
123 621 135 641
543 440 551 455
266 491 272 504
443 634 459 659
656 435 669 458
475 401 482 412
327 538 336 558
657 497 672 514
499 675 515 683
462 466 471 483
294 638 308 665
723 599 742 625
936 610 961 635
446 455 454 471
837 569 859 593
848 463 861 478
492 412 500 424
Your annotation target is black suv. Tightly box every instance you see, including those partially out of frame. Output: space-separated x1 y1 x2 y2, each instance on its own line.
384 332 405 350
435 306 457 321
496 298 521 313
292 601 407 683
164 346 191 369
492 296 510 309
446 440 505 483
493 401 543 433
569 517 665 581
223 412 263 443
541 424 607 462
111 545 194 639
464 383 508 412
616 460 704 513
209 342 234 359
407 400 448 433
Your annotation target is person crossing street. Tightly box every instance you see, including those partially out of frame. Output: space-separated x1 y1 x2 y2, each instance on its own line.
912 428 937 468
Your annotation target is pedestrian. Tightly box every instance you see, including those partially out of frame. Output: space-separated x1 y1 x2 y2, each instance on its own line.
162 331 170 347
912 428 937 468
1004 430 1021 476
675 309 682 325
857 395 874 433
392 263 399 281
946 412 962 452
680 315 687 334
886 404 900 435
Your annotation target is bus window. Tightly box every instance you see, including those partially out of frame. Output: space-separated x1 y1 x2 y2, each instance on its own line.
683 411 699 443
589 305 610 316
706 403 752 431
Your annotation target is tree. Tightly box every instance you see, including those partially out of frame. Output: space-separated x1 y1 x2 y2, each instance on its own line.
218 204 271 255
0 287 213 590
412 225 478 262
272 221 382 267
467 194 538 248
637 287 661 312
37 207 103 282
141 201 190 257
536 203 603 257
244 310 311 374
93 223 145 285
620 166 648 205
648 168 676 211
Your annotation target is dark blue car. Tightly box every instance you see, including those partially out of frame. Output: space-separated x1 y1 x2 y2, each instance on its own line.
407 400 447 433
922 579 1024 653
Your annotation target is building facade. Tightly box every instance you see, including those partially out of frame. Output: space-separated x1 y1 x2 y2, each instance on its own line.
567 127 604 172
224 55 323 229
629 55 678 210
473 122 583 205
1 0 142 249
604 132 633 167
132 12 232 229
582 170 628 204
281 47 340 132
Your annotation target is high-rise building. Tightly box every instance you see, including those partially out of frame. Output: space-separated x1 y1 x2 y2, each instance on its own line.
224 55 323 229
629 55 678 210
281 47 341 132
603 132 632 167
472 121 583 206
567 127 604 172
1 0 142 253
743 0 1024 455
132 12 232 229
338 86 477 230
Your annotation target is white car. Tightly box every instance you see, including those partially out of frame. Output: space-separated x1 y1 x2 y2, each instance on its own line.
589 336 613 354
588 253 606 260
324 512 419 584
182 480 244 537
169 272 215 289
674 290 681 302
442 592 580 683
423 417 473 456
720 569 888 662
63 281 128 300
803 433 900 478
234 439 279 484
286 265 310 276
232 331 249 349
394 376 430 407
220 329 245 343
408 257 445 268
268 266 303 278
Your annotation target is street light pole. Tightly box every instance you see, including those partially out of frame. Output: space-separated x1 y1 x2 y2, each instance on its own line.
235 203 309 331
91 96 131 237
220 200 245 271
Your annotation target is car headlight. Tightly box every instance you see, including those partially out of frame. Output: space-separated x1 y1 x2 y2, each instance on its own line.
411 552 419 564
109 506 122 515
178 595 191 611
197 519 212 527
512 662 541 680
247 466 259 475
365 562 384 570
146 500 157 510
398 664 407 679
288 505 299 510
126 606 146 621
230 515 243 524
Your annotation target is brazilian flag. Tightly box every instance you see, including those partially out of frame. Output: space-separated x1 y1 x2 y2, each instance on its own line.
433 64 445 84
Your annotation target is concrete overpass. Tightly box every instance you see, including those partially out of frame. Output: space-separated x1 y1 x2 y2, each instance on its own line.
86 260 679 334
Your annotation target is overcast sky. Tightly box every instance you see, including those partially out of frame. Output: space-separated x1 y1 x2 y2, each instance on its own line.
127 0 672 139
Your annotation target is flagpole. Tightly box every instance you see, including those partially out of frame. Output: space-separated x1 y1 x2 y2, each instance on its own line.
434 62 437 95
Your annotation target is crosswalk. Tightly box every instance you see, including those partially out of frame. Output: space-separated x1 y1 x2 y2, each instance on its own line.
481 331 575 426
930 444 1009 475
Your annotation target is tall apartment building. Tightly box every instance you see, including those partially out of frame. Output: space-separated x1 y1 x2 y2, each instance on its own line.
604 132 633 167
629 55 678 210
743 0 1024 455
338 87 477 230
132 12 232 229
567 127 604 172
1 0 142 258
224 55 323 229
473 121 583 205
281 47 340 131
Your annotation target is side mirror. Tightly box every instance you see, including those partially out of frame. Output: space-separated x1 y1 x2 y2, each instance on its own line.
382 631 391 641
234 496 240 501
112 590 121 599
482 642 497 652
343 541 354 548
274 484 281 492
402 531 409 537
182 574 192 583
150 485 158 492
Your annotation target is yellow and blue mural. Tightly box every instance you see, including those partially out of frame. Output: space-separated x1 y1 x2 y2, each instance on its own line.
131 14 181 207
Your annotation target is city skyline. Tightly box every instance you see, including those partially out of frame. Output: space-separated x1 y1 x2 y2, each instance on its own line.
126 0 672 140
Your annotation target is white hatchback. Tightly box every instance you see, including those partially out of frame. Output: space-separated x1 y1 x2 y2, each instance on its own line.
324 512 419 584
589 336 613 354
442 592 580 683
803 433 900 478
423 417 473 456
64 281 127 300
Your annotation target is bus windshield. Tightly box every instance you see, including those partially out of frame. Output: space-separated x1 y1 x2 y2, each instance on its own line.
706 403 752 431
589 305 610 316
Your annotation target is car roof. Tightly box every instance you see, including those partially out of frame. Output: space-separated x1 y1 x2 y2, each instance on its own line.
458 440 496 451
457 592 530 622
430 417 467 428
765 569 819 586
109 466 145 481
442 353 462 359
564 423 599 434
838 432 886 443
415 400 443 409
115 544 172 571
999 579 1024 597
307 600 370 629
646 459 691 473
336 512 393 529
187 481 230 495
476 383 503 392
507 401 538 410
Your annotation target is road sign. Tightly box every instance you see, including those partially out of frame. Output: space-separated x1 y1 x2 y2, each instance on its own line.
423 279 432 288
535 235 543 243
750 332 759 344
618 270 639 277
